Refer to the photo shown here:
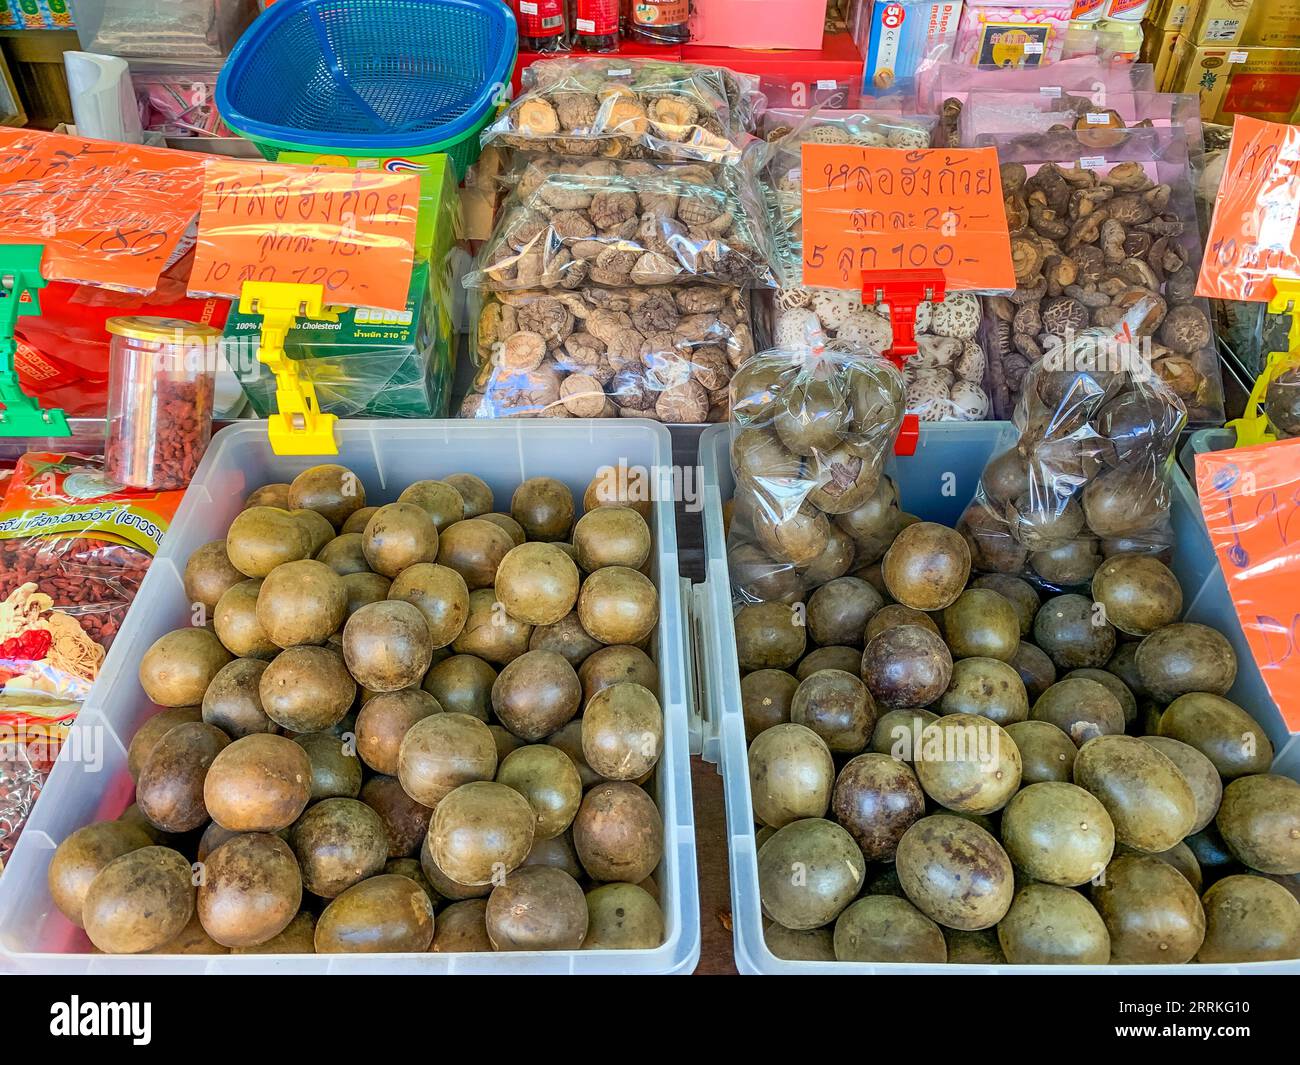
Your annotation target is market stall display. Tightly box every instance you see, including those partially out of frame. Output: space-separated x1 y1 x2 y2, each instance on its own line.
979 131 1224 422
0 0 1297 985
695 422 1300 971
0 421 698 973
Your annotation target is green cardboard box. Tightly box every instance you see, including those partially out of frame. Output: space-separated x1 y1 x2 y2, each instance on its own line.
225 261 455 419
276 151 461 265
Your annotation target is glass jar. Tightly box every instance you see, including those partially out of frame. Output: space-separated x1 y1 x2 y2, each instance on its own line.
105 316 220 490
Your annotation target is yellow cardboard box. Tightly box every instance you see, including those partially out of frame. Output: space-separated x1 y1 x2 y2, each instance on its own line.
1145 0 1200 34
1149 29 1194 89
1186 0 1300 47
1173 44 1300 122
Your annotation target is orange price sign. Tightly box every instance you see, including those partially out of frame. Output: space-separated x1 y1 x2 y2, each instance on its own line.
1196 437 1300 731
189 159 420 312
800 144 1015 292
0 127 206 294
1197 116 1300 303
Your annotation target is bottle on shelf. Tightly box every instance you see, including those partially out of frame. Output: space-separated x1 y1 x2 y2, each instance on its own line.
575 0 620 52
623 0 690 45
515 0 569 52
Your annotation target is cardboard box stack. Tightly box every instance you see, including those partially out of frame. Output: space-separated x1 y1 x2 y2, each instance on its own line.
1154 0 1300 120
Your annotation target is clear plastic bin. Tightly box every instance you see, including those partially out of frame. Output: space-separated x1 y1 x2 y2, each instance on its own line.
694 421 1300 975
0 419 700 975
72 0 260 60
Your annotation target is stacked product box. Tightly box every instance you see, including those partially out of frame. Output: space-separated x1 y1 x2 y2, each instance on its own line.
225 154 461 420
861 0 964 96
1170 0 1300 121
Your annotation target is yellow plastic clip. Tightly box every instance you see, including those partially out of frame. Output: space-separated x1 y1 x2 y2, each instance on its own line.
239 281 340 456
1229 279 1300 448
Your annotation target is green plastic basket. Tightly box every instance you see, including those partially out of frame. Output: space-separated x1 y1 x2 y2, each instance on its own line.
227 100 501 181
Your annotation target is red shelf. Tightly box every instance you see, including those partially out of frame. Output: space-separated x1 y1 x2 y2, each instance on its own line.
681 31 863 82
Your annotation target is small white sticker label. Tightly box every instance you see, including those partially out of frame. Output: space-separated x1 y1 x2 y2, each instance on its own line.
519 0 537 12
1086 112 1111 124
1024 41 1045 54
1228 50 1249 63
576 17 595 31
1039 85 1062 97
1080 155 1107 169
817 79 838 90
609 67 631 76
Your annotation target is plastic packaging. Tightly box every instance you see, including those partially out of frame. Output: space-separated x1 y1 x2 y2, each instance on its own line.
0 452 183 705
755 109 990 422
105 317 219 491
225 262 455 420
959 329 1187 588
131 67 234 139
957 89 1203 149
861 0 962 98
953 0 1073 67
920 56 1157 116
977 129 1225 423
468 158 778 292
482 57 759 165
464 284 755 422
1265 361 1300 439
0 420 699 975
725 346 907 603
73 0 260 59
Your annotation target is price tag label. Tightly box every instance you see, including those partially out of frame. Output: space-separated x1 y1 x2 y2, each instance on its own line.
519 0 537 13
1086 112 1111 124
1228 49 1249 63
1197 116 1300 302
1197 440 1300 732
1039 86 1063 97
0 127 205 293
190 158 420 311
1079 155 1107 169
817 79 838 90
1023 41 1045 54
800 144 1014 292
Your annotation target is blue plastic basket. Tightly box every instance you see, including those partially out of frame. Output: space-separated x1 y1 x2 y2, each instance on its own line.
216 0 516 160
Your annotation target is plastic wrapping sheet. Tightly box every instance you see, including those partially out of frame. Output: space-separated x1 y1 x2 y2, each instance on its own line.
1265 361 1300 438
951 0 1074 68
0 129 206 295
76 0 259 59
484 57 763 165
1195 117 1300 306
976 128 1225 423
0 454 182 705
959 325 1187 589
958 91 1204 153
466 158 778 292
726 346 907 603
462 284 755 423
921 58 1157 147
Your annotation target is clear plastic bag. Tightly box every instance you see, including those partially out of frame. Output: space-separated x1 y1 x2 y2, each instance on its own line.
1265 361 1300 440
976 129 1225 424
462 284 755 423
483 57 761 165
958 91 1204 152
959 326 1187 589
466 158 778 292
75 0 259 60
726 346 907 603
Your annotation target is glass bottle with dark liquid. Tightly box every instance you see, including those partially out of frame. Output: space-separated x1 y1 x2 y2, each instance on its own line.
623 0 690 45
576 0 619 51
515 0 569 52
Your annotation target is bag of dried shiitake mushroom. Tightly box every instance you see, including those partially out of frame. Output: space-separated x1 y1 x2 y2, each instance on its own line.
481 56 760 165
466 157 778 292
461 284 755 422
958 324 1187 590
980 129 1224 425
726 346 907 604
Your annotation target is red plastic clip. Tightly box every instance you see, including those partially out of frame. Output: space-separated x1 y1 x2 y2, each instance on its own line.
861 268 948 458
